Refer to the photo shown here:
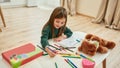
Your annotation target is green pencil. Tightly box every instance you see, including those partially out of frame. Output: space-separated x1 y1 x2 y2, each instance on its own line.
62 55 81 58
55 62 58 68
43 53 48 56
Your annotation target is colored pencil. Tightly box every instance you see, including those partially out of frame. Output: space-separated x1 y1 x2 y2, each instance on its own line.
64 59 74 68
76 39 80 42
64 47 76 49
37 45 46 52
49 45 61 50
47 47 57 53
54 44 74 52
55 62 58 68
80 54 94 62
63 56 81 59
67 59 78 68
54 44 61 48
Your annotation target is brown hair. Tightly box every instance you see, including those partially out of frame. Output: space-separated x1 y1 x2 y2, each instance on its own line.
42 7 67 38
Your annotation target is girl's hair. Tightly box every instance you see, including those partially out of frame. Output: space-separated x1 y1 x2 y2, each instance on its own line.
42 7 67 38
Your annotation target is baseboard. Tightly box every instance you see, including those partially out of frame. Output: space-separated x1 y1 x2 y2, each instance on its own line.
76 12 95 19
1 5 27 8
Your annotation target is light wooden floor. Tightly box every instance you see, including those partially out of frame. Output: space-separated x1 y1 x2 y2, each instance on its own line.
0 7 120 68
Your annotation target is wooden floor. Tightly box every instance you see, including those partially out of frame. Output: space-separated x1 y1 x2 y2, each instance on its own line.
0 7 120 68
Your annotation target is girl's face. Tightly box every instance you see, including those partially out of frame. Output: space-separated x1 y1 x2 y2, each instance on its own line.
54 18 66 29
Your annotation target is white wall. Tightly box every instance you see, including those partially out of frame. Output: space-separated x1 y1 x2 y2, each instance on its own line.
11 0 26 6
0 0 60 9
0 0 27 8
77 0 102 17
37 0 60 10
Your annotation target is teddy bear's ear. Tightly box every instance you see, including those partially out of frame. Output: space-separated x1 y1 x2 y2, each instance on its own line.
85 34 93 39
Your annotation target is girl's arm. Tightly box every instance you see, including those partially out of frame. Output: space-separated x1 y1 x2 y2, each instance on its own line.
41 26 50 48
41 26 56 57
53 27 73 42
64 27 73 38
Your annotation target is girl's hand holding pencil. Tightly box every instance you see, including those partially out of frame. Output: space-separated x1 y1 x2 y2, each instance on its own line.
54 33 67 42
45 46 56 57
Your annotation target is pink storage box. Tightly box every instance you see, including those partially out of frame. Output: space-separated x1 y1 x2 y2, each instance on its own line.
82 58 95 68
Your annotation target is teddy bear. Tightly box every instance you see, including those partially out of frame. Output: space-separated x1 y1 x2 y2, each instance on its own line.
78 34 116 56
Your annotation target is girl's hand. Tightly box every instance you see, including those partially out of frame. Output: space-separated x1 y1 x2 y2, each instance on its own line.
54 34 67 42
45 47 56 57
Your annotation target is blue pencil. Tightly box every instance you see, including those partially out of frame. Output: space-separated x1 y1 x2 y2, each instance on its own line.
64 59 74 68
80 54 86 58
76 39 80 42
80 54 94 62
67 59 78 68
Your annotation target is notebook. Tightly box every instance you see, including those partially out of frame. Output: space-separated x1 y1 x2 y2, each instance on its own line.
1 43 43 68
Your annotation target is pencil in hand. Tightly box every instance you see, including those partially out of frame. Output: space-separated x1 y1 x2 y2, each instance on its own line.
45 47 56 57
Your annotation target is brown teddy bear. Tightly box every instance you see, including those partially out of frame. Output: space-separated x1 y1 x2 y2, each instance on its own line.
78 34 116 56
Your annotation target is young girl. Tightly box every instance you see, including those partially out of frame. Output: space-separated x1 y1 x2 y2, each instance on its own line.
41 7 73 57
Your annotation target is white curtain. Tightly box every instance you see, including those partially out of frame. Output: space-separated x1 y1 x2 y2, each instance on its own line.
60 0 77 16
0 28 2 32
92 0 120 30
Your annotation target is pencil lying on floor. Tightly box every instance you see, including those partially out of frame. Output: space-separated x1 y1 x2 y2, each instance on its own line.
64 59 74 68
64 59 78 68
55 62 58 68
67 59 77 68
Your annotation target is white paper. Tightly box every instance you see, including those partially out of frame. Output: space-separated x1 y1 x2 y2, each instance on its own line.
57 32 86 47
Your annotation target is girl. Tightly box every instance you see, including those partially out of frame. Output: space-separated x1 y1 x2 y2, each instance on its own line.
41 7 73 57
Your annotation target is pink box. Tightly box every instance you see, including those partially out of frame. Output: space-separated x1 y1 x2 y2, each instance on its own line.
82 58 95 68
2 43 43 68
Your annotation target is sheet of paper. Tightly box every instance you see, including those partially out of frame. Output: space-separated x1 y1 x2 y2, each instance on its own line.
57 32 86 47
